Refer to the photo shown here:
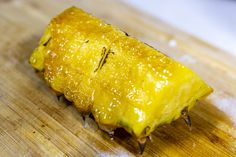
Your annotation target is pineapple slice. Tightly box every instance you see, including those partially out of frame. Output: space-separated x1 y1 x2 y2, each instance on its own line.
29 7 212 152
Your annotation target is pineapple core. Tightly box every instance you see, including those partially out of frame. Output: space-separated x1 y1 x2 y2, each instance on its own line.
29 7 212 138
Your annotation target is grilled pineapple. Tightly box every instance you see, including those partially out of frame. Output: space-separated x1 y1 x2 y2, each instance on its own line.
29 7 213 153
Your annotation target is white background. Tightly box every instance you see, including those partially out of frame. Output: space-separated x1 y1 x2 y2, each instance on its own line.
124 0 236 57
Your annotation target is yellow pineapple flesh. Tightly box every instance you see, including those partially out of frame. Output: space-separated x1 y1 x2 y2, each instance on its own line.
29 7 213 139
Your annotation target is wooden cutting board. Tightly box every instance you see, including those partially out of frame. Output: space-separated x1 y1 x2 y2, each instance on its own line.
0 0 236 156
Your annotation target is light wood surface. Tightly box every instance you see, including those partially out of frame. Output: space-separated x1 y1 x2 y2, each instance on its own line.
0 0 236 156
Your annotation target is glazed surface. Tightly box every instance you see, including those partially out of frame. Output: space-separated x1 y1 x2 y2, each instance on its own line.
30 7 212 137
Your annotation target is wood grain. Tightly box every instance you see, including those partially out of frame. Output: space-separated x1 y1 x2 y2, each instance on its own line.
0 0 235 156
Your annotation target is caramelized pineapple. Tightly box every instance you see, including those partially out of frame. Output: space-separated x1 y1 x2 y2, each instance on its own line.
29 7 213 153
